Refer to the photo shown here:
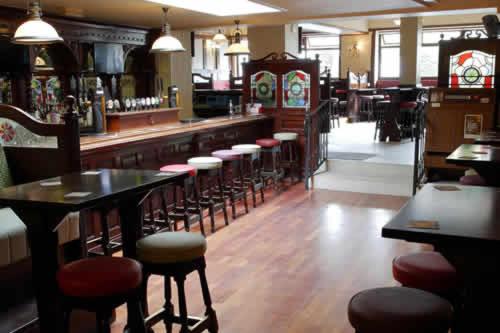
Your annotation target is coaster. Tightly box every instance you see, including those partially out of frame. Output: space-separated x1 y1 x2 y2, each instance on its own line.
472 151 488 154
458 156 477 160
407 220 440 230
40 181 62 187
64 192 92 198
82 171 102 175
155 172 177 177
434 185 461 191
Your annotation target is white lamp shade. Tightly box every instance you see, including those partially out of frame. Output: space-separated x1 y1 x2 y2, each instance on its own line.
150 34 186 53
224 42 250 56
213 32 227 44
12 18 63 45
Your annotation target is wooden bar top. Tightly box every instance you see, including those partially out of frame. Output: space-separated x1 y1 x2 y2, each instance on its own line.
80 114 271 152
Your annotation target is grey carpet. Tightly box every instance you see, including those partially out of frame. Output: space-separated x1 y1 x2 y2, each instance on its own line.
328 152 377 160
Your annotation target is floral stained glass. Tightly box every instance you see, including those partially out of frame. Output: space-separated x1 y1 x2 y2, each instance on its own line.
449 50 495 88
251 71 276 107
283 70 310 108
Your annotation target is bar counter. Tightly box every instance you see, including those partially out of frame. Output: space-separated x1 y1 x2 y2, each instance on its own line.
80 114 274 170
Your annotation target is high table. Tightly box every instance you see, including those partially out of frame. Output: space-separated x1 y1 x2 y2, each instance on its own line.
446 143 500 186
382 183 500 331
0 169 188 333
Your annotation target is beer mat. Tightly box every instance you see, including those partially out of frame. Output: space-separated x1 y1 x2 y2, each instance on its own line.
64 192 92 198
82 171 102 175
407 220 440 230
458 156 477 160
472 151 488 154
433 185 461 191
155 172 177 177
40 181 62 187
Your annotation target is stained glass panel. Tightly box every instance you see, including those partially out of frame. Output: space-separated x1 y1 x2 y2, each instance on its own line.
283 70 310 108
251 71 276 107
0 118 57 148
449 50 495 88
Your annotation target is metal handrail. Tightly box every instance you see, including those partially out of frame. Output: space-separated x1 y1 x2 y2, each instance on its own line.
304 100 330 190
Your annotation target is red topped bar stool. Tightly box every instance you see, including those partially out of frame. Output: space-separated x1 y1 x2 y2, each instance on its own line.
57 256 145 333
212 150 249 219
255 138 283 192
460 174 487 186
188 157 228 233
232 144 265 208
393 252 459 296
159 164 205 235
137 232 218 333
348 287 453 333
274 132 300 184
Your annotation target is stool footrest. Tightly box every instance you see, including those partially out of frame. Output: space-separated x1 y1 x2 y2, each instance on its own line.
145 309 212 333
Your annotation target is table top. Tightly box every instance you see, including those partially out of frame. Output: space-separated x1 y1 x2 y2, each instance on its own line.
382 184 500 248
0 169 186 211
446 144 500 166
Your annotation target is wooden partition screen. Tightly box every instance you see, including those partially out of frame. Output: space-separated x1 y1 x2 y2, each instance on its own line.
242 52 320 137
0 100 81 184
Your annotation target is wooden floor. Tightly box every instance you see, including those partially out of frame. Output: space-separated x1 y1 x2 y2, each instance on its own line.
110 183 426 333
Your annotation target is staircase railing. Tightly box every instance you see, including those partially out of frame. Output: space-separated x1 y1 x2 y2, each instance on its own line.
304 100 331 190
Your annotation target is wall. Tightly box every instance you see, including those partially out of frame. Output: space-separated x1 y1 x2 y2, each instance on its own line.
340 33 372 78
169 30 193 119
247 25 285 60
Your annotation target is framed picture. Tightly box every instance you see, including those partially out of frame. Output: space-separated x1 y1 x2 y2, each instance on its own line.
464 114 483 139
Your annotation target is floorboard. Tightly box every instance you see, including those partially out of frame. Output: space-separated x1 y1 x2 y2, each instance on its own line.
110 184 426 333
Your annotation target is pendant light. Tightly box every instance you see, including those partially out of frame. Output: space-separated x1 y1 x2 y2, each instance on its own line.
212 29 227 45
12 1 63 45
224 20 250 56
150 7 185 53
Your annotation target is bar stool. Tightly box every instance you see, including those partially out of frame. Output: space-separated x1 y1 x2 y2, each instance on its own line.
255 138 283 192
359 95 375 121
460 174 487 186
188 157 228 233
374 100 389 140
137 232 218 333
330 97 340 128
231 144 265 208
159 164 205 235
274 132 300 184
348 287 453 333
57 256 145 333
212 150 249 219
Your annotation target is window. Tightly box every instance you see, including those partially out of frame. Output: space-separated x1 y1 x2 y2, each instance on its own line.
420 26 485 78
300 35 340 79
378 31 400 79
191 35 232 81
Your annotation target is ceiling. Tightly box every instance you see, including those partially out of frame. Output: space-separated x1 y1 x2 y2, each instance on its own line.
0 0 498 30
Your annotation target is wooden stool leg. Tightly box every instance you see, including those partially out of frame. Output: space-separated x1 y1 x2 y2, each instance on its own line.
127 297 146 333
240 160 249 214
193 177 205 233
160 188 172 232
218 169 229 226
99 208 111 256
62 308 72 333
163 276 174 333
96 311 111 333
198 260 218 333
174 275 189 333
249 158 257 208
181 181 191 233
141 272 151 319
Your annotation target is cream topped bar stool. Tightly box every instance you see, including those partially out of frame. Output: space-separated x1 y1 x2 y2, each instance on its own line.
231 144 265 208
188 157 228 233
211 150 249 219
274 132 300 184
137 232 218 333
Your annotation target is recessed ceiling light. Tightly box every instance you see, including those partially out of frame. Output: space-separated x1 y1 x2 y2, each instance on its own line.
298 23 341 35
145 0 282 16
394 19 401 26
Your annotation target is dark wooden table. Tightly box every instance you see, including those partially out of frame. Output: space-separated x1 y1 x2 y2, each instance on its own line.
382 183 500 331
0 169 188 333
446 143 500 186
